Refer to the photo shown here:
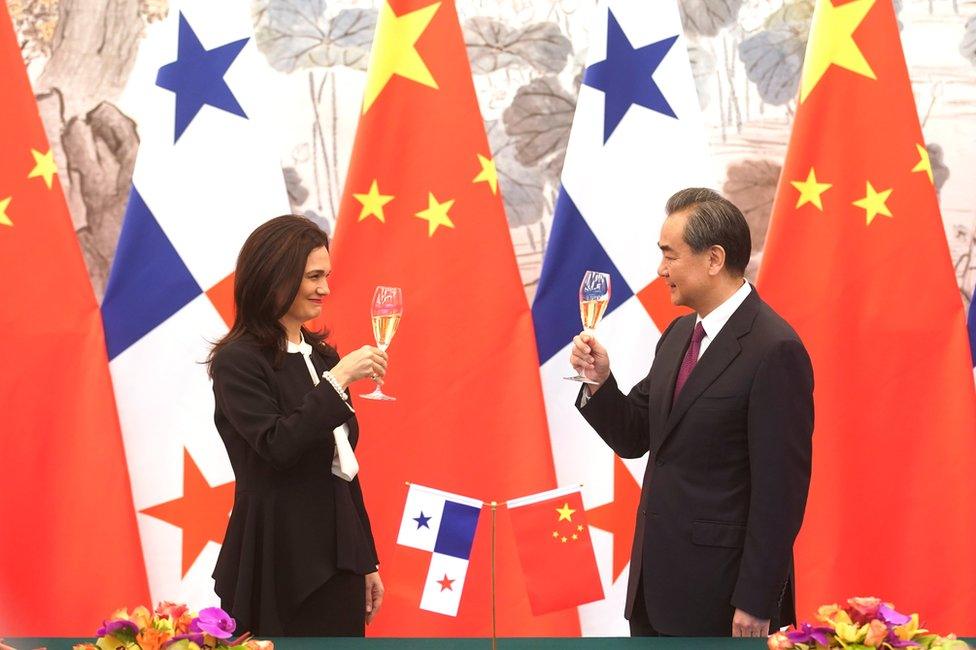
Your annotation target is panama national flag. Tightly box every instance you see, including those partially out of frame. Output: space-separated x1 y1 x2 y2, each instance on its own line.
0 2 149 633
758 0 976 632
530 0 715 635
395 484 483 617
100 0 289 608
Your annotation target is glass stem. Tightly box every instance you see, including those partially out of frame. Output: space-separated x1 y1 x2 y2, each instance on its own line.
377 342 388 392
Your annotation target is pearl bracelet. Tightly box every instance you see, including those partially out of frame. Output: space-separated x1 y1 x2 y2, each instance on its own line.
321 370 349 402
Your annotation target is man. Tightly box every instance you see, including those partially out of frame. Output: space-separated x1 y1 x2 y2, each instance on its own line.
570 188 813 637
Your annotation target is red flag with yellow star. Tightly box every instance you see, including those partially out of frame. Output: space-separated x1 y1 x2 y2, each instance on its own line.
758 0 976 631
0 2 149 633
323 0 577 636
506 487 604 616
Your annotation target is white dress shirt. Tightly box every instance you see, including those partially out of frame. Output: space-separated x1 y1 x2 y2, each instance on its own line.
286 333 359 481
696 280 751 360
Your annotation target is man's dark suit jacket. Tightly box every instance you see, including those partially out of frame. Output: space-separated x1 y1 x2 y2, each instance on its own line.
210 335 378 635
578 287 813 636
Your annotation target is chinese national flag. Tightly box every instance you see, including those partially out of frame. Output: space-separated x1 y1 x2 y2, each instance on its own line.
322 0 577 637
758 0 976 632
507 487 604 616
0 3 149 634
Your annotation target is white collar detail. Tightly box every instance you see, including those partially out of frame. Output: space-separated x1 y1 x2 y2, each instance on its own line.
697 280 751 342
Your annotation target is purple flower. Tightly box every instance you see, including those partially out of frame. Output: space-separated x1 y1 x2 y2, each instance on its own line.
189 607 236 639
786 623 833 646
95 619 139 638
879 604 912 626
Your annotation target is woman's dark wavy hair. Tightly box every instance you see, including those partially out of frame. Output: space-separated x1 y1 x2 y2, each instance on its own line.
207 215 333 376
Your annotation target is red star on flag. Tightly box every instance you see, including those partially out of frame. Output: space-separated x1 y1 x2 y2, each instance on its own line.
437 574 455 592
141 449 235 576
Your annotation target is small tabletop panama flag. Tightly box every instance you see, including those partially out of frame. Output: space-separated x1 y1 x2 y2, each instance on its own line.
507 486 604 616
396 484 483 617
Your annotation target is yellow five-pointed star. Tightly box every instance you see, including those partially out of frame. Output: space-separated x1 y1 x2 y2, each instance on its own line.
28 148 57 189
911 143 934 184
472 154 498 195
415 192 455 237
362 1 441 114
0 197 12 227
800 0 877 103
353 180 394 223
852 181 893 225
555 502 576 522
791 167 832 210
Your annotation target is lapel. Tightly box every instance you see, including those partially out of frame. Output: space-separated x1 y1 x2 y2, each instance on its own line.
643 315 693 457
652 288 761 457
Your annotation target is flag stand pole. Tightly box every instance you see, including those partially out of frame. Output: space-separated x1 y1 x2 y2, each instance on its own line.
490 501 498 650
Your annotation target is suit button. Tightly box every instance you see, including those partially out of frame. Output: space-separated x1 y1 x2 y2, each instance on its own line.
640 508 647 516
655 458 664 467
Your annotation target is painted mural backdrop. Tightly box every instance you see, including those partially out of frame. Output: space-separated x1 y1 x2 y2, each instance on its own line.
9 0 976 310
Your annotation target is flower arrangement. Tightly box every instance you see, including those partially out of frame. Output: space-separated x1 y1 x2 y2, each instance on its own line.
769 597 970 650
73 603 272 650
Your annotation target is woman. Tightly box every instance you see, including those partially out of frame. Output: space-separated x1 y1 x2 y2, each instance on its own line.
207 215 387 636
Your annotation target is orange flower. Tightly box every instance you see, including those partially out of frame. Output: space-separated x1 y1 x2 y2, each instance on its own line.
137 627 173 650
72 645 99 650
155 602 189 621
816 603 852 626
767 631 794 649
244 641 274 650
864 619 888 647
847 596 881 625
173 612 194 635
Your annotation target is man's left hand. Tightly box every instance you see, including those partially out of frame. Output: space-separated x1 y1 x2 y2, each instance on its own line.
732 608 770 637
365 571 385 625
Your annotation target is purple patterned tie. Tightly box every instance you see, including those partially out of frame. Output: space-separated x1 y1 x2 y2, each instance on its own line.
673 322 706 405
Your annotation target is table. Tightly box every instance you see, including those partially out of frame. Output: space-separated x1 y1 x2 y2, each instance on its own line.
5 638 973 649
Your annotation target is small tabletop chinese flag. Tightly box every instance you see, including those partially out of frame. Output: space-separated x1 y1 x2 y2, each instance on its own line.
507 486 604 615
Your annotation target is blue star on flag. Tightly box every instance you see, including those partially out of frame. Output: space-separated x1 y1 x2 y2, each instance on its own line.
156 12 249 142
414 511 432 529
583 10 679 143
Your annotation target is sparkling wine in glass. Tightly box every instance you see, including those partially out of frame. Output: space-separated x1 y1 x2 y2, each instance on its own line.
565 270 610 384
361 285 402 401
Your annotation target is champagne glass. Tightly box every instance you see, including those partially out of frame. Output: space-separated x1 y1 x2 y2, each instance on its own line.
361 285 403 401
565 270 610 384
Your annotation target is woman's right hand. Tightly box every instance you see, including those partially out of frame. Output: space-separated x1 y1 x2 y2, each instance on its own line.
330 346 389 389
